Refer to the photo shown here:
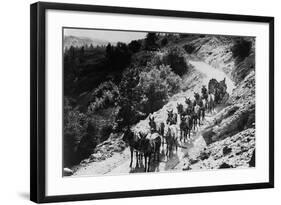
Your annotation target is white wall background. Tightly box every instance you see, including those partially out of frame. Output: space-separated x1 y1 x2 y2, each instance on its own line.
0 0 279 204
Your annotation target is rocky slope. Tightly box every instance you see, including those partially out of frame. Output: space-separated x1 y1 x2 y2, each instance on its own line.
186 71 255 170
183 36 256 170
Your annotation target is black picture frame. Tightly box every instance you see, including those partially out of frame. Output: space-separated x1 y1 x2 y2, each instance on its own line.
30 1 274 203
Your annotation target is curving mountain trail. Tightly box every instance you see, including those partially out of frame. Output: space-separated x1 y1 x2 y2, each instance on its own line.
73 60 236 177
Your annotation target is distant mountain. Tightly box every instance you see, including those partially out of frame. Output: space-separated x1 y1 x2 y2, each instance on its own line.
64 36 110 49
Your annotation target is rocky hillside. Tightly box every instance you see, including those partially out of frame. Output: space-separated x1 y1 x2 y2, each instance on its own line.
184 36 256 170
187 71 255 170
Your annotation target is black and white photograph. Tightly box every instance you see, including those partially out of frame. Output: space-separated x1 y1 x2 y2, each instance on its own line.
63 28 256 177
28 1 274 203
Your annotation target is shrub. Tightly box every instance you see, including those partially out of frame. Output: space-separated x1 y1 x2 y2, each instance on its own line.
136 65 181 115
231 38 252 60
144 32 159 51
161 37 168 47
100 125 114 142
131 51 155 67
64 98 89 166
137 68 169 114
87 81 119 112
116 68 142 130
128 40 142 53
183 44 196 54
162 47 190 76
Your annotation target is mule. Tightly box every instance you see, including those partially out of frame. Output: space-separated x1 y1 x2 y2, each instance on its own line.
200 99 207 121
177 103 185 116
193 104 201 129
165 124 178 157
166 109 177 125
179 114 193 143
158 122 165 148
201 85 208 100
194 92 201 105
207 93 215 113
122 128 142 168
139 132 161 172
185 97 192 106
148 115 157 132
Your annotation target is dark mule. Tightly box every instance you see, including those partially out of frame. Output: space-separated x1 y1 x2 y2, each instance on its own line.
139 132 161 172
193 103 201 129
158 122 165 148
199 98 206 122
149 116 165 149
208 93 215 113
177 103 185 116
214 88 221 104
218 78 227 103
194 92 201 105
179 114 193 142
165 125 178 157
166 109 177 125
122 128 142 168
149 115 157 132
201 85 208 101
185 97 192 106
185 97 194 116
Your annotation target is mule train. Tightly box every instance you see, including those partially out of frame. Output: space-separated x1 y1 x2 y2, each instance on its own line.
122 78 228 172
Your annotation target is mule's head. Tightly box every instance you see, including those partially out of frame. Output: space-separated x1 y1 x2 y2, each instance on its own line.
185 97 191 105
149 116 156 130
167 109 173 117
149 115 155 123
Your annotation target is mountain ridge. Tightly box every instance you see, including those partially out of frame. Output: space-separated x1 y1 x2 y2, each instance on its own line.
64 35 112 49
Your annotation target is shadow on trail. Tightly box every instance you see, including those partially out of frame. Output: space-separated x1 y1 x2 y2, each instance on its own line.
129 145 182 173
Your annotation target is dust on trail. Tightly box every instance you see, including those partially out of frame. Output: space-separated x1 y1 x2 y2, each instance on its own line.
72 60 236 177
189 61 235 94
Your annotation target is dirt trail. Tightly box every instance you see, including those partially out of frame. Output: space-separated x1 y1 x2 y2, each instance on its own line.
73 60 236 177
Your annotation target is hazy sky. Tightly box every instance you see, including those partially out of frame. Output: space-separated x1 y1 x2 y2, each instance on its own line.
64 28 147 43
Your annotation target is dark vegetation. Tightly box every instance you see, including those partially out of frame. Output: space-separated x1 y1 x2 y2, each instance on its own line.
161 47 191 76
231 38 252 61
183 44 196 54
231 37 255 83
